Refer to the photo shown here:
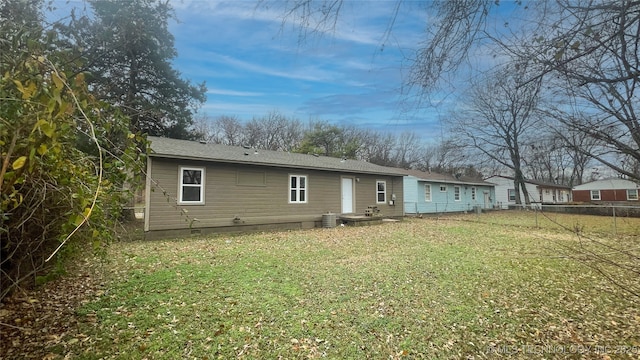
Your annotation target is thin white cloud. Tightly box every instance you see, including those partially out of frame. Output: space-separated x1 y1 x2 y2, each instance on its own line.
204 52 338 83
201 102 296 118
207 88 263 97
171 0 421 47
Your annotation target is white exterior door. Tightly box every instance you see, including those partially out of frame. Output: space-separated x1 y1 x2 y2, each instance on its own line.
341 177 354 213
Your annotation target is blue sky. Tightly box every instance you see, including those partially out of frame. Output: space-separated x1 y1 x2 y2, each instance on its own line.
46 1 524 144
166 1 447 142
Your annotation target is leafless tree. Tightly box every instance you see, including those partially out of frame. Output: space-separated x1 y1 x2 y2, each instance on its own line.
419 139 469 173
358 130 424 168
527 1 640 182
521 136 573 184
391 131 424 169
359 131 397 166
208 115 245 146
245 111 304 151
453 63 543 205
547 124 598 186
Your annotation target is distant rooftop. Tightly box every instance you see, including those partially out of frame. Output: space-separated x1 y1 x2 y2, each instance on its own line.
485 175 572 189
404 169 494 187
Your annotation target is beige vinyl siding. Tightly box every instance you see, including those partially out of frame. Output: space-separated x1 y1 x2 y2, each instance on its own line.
148 158 403 231
354 176 403 216
148 158 404 232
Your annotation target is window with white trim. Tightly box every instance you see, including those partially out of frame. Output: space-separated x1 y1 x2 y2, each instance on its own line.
590 190 601 200
508 189 516 202
471 187 476 201
425 184 432 202
289 175 307 203
440 185 447 192
179 166 205 204
627 189 638 200
454 186 461 201
376 181 387 203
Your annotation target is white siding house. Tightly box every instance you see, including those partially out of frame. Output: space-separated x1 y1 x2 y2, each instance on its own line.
485 175 572 209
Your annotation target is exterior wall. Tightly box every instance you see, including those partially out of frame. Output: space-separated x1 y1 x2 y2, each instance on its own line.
403 177 420 213
538 187 572 203
486 176 541 209
573 189 638 202
572 190 590 202
538 187 554 203
146 157 403 236
403 176 495 214
560 189 572 202
354 175 404 215
572 178 639 203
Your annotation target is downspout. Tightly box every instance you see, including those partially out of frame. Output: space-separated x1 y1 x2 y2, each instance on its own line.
144 156 152 232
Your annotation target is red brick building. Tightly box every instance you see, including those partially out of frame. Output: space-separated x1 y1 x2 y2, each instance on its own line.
572 178 639 203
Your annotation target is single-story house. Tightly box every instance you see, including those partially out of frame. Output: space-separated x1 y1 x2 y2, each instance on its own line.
572 178 639 202
485 175 572 209
144 136 406 238
403 169 496 214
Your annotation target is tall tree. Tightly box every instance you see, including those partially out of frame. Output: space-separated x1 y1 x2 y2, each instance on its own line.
530 1 640 181
295 120 361 158
453 63 543 205
0 0 42 45
61 0 206 139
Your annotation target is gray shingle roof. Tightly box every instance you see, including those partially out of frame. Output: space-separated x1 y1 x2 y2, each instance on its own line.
485 175 571 189
404 169 495 187
148 136 407 176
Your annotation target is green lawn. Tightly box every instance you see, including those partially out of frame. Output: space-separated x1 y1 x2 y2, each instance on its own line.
69 213 639 359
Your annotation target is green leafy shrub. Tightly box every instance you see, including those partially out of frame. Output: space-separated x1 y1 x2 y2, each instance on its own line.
0 15 145 300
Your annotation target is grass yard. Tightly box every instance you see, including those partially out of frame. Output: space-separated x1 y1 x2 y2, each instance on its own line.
8 212 640 359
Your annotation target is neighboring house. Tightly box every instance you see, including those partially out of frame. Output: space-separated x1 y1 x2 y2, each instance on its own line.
485 175 572 209
145 136 406 238
572 178 639 203
403 169 496 214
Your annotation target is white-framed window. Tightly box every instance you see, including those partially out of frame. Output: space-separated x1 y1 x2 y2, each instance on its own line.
508 189 516 202
627 189 638 200
590 190 601 201
289 175 307 203
440 185 447 192
425 184 432 202
454 186 461 201
471 187 476 201
376 181 386 203
178 166 205 205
